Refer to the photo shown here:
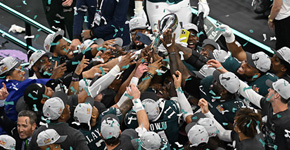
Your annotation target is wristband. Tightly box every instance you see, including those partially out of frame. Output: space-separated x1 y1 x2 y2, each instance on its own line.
146 72 154 78
132 98 144 113
72 73 80 82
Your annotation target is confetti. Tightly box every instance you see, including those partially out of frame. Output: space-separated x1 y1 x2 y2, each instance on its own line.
64 48 69 53
97 47 106 51
122 64 129 69
270 37 276 41
142 76 150 81
249 29 254 33
162 58 169 62
33 34 39 42
34 15 37 19
50 42 60 46
28 93 37 100
211 96 221 99
243 86 252 91
209 90 216 96
82 47 91 54
277 114 281 118
177 87 184 93
33 104 38 112
124 93 133 99
155 69 162 76
141 58 145 63
84 16 88 22
217 66 223 70
22 0 27 5
246 119 252 128
192 116 197 120
84 87 90 96
42 94 50 99
48 0 51 5
197 31 204 37
26 10 31 13
99 67 106 76
0 76 5 79
222 122 228 126
263 34 266 41
181 109 187 114
72 61 80 65
4 101 14 105
266 94 273 101
83 78 89 86
185 78 192 81
43 71 52 76
232 108 237 113
54 20 60 23
252 75 258 79
243 42 248 47
166 0 175 4
70 87 77 95
215 28 225 32
24 35 35 39
259 138 265 147
216 130 220 134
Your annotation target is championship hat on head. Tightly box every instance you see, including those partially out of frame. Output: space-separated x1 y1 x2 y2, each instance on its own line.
202 39 220 50
24 83 46 107
74 103 92 129
37 129 67 147
129 17 148 32
266 79 290 100
44 30 64 52
183 23 198 33
246 51 271 73
197 118 218 137
79 39 95 53
28 50 52 69
140 92 160 121
273 46 290 67
213 70 240 94
193 64 216 79
0 57 20 76
131 131 162 150
100 114 121 140
43 91 68 120
0 135 16 150
185 123 209 147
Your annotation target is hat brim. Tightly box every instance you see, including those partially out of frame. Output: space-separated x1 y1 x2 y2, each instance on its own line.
185 122 197 134
213 70 221 83
130 26 148 32
202 39 219 50
193 71 205 79
140 92 158 101
265 79 274 89
28 51 52 69
52 91 68 105
94 38 105 46
101 114 120 125
55 135 67 144
246 52 256 70
273 49 284 61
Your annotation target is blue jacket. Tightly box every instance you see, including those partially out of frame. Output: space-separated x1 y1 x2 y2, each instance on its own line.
73 0 130 45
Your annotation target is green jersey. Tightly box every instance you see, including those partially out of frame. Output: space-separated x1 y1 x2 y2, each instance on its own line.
79 107 123 150
125 99 181 145
200 76 243 125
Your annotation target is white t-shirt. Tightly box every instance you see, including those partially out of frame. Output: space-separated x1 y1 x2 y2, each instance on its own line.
276 0 290 20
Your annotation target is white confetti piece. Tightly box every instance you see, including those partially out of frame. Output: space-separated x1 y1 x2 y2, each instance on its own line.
263 34 266 41
270 36 276 41
24 35 35 39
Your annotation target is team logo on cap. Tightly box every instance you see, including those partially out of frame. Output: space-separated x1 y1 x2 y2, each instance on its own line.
0 66 7 72
43 138 51 144
45 44 50 51
0 140 6 146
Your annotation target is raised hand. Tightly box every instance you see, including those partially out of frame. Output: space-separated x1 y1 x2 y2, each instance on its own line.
0 82 9 100
198 98 209 114
75 56 90 75
126 84 141 99
172 70 182 89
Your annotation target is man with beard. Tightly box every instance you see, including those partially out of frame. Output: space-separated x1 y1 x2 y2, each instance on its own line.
124 17 148 51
